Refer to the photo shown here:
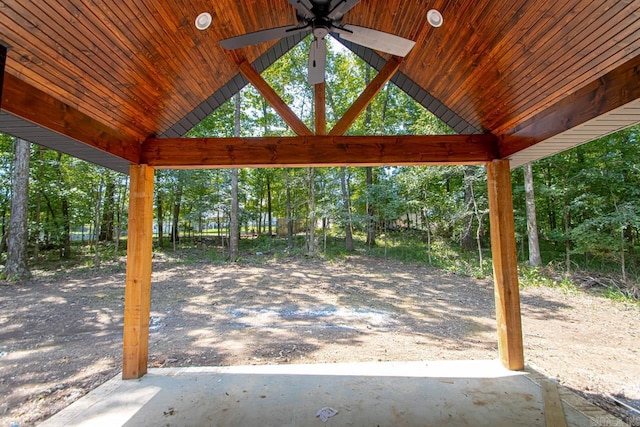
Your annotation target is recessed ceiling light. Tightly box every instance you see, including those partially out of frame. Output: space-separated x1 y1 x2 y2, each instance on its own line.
195 12 212 31
427 9 443 28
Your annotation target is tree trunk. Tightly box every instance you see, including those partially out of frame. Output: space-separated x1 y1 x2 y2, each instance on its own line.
32 147 44 263
230 168 239 261
171 183 182 249
267 175 273 237
564 198 571 273
523 163 542 267
99 175 115 241
93 180 104 268
157 195 164 248
114 176 128 261
366 167 376 247
307 168 316 257
286 168 293 249
466 167 484 267
461 166 476 250
229 93 241 261
56 152 72 259
3 138 31 281
340 167 354 252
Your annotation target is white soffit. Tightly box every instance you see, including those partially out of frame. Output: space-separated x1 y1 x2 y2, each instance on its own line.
508 98 640 169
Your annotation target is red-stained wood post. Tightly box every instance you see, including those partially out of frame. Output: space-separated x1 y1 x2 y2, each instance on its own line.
487 159 524 370
122 164 155 379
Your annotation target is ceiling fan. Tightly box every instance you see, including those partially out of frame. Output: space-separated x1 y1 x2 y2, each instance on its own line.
196 1 442 85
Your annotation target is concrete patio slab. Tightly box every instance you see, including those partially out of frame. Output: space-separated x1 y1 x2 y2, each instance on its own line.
39 360 624 426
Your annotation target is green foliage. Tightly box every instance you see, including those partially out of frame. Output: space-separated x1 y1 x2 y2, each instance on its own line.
2 31 640 310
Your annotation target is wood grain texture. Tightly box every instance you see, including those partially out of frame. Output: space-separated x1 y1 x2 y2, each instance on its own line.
329 56 402 136
0 0 639 168
500 53 640 158
122 164 155 380
315 82 326 136
1 72 141 164
141 134 498 168
541 380 568 427
487 159 524 371
238 59 313 136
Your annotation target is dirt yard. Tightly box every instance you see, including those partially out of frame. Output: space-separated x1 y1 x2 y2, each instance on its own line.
0 252 638 426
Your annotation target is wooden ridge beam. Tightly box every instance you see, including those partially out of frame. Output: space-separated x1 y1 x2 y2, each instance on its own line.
499 53 640 158
238 59 313 136
330 56 403 136
142 134 498 168
1 72 140 163
315 82 326 136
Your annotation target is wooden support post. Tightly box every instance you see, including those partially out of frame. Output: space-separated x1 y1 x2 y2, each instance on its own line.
487 159 524 370
122 164 154 379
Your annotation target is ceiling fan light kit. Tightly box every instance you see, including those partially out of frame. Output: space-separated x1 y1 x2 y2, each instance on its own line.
195 12 212 31
208 1 442 84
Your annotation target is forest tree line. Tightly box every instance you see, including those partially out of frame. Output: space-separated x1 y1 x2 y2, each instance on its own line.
1 39 640 283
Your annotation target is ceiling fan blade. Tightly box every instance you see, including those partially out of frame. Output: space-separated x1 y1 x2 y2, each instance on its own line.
333 24 416 57
288 0 315 19
308 37 327 85
220 26 310 50
327 0 362 20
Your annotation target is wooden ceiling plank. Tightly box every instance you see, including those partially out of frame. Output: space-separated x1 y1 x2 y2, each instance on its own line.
494 29 640 135
86 0 228 131
329 56 402 136
10 0 171 134
490 3 640 131
447 0 633 131
479 1 638 133
141 134 499 168
499 53 640 158
0 12 152 139
448 0 581 113
237 59 313 136
450 0 583 128
2 72 140 164
429 0 528 99
107 2 205 120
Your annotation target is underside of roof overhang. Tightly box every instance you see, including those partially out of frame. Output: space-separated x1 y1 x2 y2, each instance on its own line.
0 1 639 172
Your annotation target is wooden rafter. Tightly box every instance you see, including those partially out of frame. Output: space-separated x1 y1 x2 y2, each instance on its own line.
1 72 140 164
315 82 326 136
142 134 498 168
237 59 313 136
500 54 640 158
329 56 403 136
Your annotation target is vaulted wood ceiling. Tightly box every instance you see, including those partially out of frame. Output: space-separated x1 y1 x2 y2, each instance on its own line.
1 0 639 173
